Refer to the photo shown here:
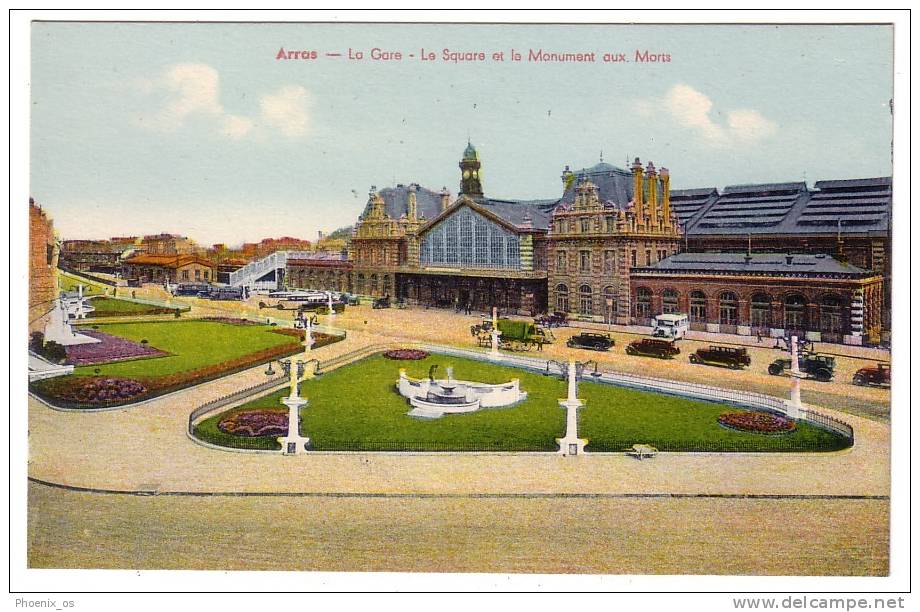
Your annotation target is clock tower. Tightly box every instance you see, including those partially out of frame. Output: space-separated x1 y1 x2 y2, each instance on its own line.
459 141 484 199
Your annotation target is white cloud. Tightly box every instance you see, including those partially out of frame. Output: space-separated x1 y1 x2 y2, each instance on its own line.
136 63 310 141
258 85 310 138
640 83 777 147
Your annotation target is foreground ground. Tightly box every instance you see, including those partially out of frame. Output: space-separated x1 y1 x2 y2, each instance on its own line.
28 482 888 575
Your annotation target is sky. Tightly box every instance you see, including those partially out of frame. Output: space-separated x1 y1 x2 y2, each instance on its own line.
30 22 893 246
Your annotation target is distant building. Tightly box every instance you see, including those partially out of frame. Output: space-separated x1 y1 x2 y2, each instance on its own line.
286 251 352 292
29 198 59 334
142 233 201 256
122 254 216 285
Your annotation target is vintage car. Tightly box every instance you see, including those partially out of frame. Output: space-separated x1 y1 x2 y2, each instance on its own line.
689 345 751 369
625 338 680 359
372 296 391 309
768 353 835 382
567 332 614 351
852 363 890 387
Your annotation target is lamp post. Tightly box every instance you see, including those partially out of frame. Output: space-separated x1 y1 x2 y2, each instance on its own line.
326 291 336 320
488 305 503 361
266 316 320 454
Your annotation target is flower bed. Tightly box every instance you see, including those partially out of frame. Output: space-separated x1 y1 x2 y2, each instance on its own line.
383 348 430 360
65 330 167 366
199 317 259 326
218 410 288 437
57 377 148 403
718 411 796 435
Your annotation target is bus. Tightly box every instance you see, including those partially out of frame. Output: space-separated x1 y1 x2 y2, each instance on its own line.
651 313 690 340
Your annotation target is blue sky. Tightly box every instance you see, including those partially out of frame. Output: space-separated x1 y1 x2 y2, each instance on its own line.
31 22 893 246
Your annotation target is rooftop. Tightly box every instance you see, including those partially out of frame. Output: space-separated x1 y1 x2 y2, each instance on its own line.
633 252 877 277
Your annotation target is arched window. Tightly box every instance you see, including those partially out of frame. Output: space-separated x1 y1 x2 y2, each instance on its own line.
750 293 773 329
355 273 365 295
819 294 843 333
370 273 379 295
784 294 807 330
689 290 707 322
719 291 739 325
579 284 593 315
382 274 391 297
603 285 617 320
662 288 679 314
555 283 569 312
635 287 652 319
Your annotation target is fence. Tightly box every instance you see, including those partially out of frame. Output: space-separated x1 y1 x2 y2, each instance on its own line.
187 376 288 435
59 266 117 286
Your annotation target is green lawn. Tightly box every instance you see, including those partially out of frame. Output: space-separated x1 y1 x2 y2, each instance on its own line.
58 271 111 294
30 320 330 408
197 353 850 453
72 320 299 378
87 297 183 318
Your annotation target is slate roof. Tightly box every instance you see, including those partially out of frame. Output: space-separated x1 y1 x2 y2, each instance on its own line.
477 198 559 230
633 252 876 278
561 162 636 206
362 184 445 221
683 177 891 237
669 187 721 230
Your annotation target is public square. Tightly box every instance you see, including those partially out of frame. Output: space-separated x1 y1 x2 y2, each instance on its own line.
27 290 891 575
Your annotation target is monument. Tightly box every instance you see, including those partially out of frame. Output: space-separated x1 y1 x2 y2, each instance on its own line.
556 358 587 456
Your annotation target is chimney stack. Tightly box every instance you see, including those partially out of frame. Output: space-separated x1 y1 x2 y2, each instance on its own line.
440 187 450 213
630 157 645 227
407 183 418 221
646 161 659 230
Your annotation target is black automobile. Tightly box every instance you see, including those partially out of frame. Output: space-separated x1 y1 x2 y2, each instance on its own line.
768 353 835 382
625 338 680 359
567 332 614 351
689 345 751 369
372 296 391 309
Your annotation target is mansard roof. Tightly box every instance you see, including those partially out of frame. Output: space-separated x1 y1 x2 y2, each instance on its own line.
361 184 444 221
561 162 635 206
633 252 876 278
683 177 891 237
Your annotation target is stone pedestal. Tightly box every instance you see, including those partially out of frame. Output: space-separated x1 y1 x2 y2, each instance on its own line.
278 396 310 455
786 335 804 420
556 398 587 456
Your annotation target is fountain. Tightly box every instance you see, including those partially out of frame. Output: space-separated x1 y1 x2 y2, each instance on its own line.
397 364 526 419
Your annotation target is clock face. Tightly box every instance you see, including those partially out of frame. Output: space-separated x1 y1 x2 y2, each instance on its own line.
463 170 471 179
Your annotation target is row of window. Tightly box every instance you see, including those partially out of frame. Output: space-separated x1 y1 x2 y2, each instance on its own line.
555 248 669 273
180 268 210 281
553 285 846 332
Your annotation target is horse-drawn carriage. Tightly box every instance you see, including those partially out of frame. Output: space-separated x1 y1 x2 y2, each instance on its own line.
470 318 554 352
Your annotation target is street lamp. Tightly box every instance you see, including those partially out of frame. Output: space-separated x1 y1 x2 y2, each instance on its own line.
264 316 322 454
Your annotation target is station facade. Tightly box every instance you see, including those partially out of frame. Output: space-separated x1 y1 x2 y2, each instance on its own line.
284 144 890 344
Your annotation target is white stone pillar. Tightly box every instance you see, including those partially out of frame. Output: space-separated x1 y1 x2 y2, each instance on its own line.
327 291 336 319
786 335 803 419
556 358 587 456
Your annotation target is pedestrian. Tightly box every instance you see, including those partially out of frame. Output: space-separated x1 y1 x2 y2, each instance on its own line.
756 330 762 343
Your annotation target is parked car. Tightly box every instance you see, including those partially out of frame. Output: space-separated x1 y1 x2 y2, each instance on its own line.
651 313 690 340
372 296 391 309
689 345 751 369
567 332 614 351
768 353 835 382
852 363 890 387
536 311 569 328
625 338 680 359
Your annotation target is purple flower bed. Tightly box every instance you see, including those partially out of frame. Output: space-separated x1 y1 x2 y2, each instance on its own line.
218 410 288 437
383 348 430 360
63 378 148 403
64 329 167 366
